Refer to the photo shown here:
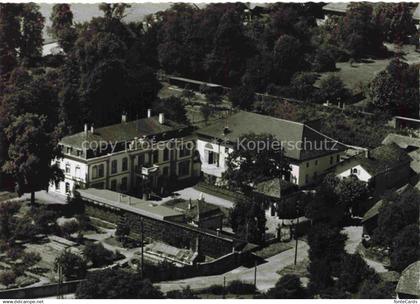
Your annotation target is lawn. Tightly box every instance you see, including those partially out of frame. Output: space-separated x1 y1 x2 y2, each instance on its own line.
253 242 292 259
315 44 420 94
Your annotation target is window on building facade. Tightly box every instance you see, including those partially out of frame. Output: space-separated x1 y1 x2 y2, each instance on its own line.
75 166 80 178
330 156 334 165
65 182 70 193
65 163 70 174
55 181 60 191
206 150 218 165
179 160 190 177
314 171 318 179
110 179 117 191
137 154 144 165
76 150 82 157
122 158 128 171
121 177 128 191
163 148 169 161
305 174 309 183
179 145 191 158
315 160 318 166
352 168 358 174
337 154 340 162
98 164 104 177
66 147 72 154
163 166 169 176
92 165 98 179
111 160 118 174
153 151 159 164
56 161 61 168
306 162 309 168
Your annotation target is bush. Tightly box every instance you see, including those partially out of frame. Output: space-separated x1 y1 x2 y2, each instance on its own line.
60 220 80 237
200 284 225 295
83 242 115 267
54 250 87 280
0 271 17 286
166 286 200 299
227 280 256 294
22 252 41 268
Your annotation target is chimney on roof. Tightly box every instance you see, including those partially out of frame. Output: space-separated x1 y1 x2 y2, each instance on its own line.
84 123 88 135
121 112 127 123
90 124 94 134
188 199 192 210
147 108 152 118
159 113 165 124
365 149 370 159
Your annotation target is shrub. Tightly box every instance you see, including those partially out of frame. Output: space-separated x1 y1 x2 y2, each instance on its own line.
54 250 87 280
0 271 17 286
227 280 256 294
22 252 41 268
83 242 115 267
60 220 80 237
200 284 225 295
166 286 200 299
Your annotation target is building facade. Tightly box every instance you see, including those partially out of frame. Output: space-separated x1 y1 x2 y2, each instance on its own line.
196 111 345 187
50 112 201 197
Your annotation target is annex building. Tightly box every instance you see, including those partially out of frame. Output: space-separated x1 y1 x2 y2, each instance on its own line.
196 111 345 187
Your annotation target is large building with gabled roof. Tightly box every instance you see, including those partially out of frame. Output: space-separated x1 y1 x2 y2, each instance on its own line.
196 111 345 187
49 111 201 197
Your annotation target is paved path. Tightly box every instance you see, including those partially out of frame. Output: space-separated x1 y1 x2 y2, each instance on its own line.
342 226 387 273
157 241 309 293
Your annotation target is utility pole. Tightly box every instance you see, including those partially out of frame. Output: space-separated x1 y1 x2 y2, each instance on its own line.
254 259 257 290
141 217 144 280
294 199 300 265
57 263 63 299
223 276 226 299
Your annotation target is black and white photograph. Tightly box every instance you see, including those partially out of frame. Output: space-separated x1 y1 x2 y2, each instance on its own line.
0 1 419 301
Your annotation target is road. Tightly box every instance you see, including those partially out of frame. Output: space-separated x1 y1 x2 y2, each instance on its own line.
157 241 309 293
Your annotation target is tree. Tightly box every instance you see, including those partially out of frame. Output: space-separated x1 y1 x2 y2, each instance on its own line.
76 268 164 299
12 216 40 242
31 206 58 234
369 58 419 117
311 47 336 72
19 3 44 66
0 201 20 241
60 220 79 238
152 97 189 124
317 75 351 105
223 133 290 195
230 197 266 244
115 221 130 242
390 224 420 272
373 187 419 247
307 223 347 293
373 3 416 44
83 242 115 268
181 87 195 104
54 250 87 280
2 114 63 205
206 92 222 110
266 274 308 299
290 72 317 101
0 271 17 287
0 4 22 81
359 276 395 299
49 4 77 52
273 34 304 85
334 175 370 216
228 86 255 110
200 104 212 125
337 253 373 292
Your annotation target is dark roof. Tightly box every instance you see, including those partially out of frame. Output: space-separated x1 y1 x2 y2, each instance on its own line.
323 3 349 14
382 134 420 150
396 261 420 297
61 116 187 149
196 111 345 161
76 188 183 221
164 199 223 221
355 144 412 176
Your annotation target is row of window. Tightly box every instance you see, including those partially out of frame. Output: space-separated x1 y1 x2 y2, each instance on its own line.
111 157 128 174
110 177 128 192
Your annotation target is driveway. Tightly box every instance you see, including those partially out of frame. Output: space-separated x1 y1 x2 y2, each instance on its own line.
342 226 387 273
157 241 309 293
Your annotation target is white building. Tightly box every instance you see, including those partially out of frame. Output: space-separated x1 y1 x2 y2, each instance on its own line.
50 111 200 197
196 111 345 187
335 144 412 195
